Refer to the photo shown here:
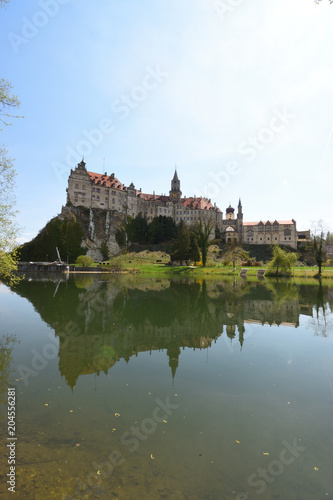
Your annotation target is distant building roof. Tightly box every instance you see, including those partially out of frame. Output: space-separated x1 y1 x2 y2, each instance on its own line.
182 197 221 212
226 204 235 214
243 220 295 227
87 171 125 190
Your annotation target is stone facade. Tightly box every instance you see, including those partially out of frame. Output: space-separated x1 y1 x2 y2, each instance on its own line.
66 160 297 249
242 219 297 250
66 160 223 230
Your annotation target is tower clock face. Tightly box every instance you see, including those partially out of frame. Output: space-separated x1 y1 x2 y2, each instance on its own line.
173 193 177 198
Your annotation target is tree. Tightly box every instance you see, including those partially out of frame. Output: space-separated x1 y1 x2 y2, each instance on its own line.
325 231 333 245
0 79 22 130
171 220 191 264
126 213 148 244
0 147 20 283
0 3 22 283
312 220 327 277
194 218 215 267
222 242 249 269
76 255 94 267
189 234 201 265
148 216 176 244
266 245 297 276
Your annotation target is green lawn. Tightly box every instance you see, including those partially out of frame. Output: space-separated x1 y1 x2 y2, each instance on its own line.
73 249 333 279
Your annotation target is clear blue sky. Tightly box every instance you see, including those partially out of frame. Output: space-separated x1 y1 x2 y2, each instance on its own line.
1 0 332 244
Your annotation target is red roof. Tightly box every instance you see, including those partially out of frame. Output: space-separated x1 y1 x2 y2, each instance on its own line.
87 172 125 190
243 220 295 227
182 197 221 212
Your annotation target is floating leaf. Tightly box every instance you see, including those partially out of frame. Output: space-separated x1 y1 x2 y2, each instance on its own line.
115 413 120 417
235 440 240 444
263 452 270 456
150 454 155 459
314 467 319 471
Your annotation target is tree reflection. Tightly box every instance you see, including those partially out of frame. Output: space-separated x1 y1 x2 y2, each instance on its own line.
0 334 18 405
10 276 333 387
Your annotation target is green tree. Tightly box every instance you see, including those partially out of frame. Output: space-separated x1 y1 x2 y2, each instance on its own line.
76 255 94 267
325 231 333 245
0 79 22 129
194 218 215 267
126 213 148 244
0 10 23 283
189 234 201 265
313 232 326 277
312 220 327 277
0 147 20 283
171 220 191 264
148 216 176 244
266 245 297 276
19 216 84 262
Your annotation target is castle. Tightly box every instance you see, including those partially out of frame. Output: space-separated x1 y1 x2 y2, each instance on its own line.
66 160 297 249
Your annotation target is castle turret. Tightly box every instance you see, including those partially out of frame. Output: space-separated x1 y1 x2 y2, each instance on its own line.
226 204 235 220
169 168 182 203
237 198 243 221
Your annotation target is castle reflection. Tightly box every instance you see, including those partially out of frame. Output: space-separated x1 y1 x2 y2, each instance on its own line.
12 276 332 388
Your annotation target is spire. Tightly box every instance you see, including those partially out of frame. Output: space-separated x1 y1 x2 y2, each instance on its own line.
173 167 179 182
238 198 242 207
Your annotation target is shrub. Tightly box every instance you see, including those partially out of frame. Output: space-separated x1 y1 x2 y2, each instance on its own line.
76 255 94 267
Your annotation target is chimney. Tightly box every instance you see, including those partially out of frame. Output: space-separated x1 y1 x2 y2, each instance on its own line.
104 172 107 176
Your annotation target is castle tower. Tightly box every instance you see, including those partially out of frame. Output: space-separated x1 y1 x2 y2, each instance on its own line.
226 204 235 220
169 168 182 203
237 198 243 221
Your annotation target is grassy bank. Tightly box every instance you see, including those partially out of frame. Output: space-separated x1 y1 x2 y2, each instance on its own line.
74 249 333 279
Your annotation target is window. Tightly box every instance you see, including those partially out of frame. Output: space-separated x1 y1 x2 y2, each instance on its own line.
92 187 95 192
112 198 115 204
75 183 79 189
92 195 95 200
82 185 86 190
96 188 100 193
97 196 100 201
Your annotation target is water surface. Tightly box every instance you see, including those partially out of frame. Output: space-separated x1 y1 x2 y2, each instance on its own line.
0 275 332 499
